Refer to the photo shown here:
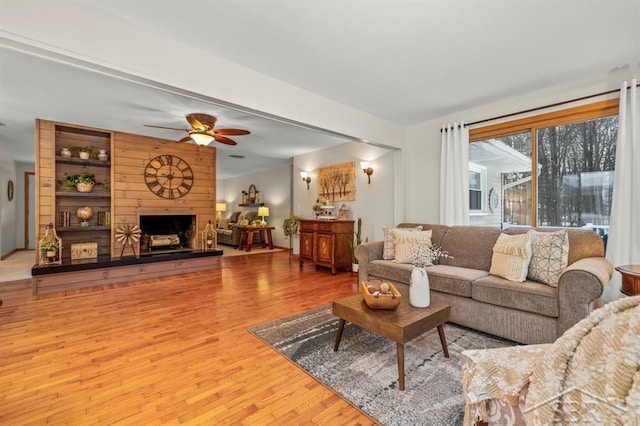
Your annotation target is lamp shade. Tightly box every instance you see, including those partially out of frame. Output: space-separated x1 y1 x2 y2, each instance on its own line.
216 202 227 212
257 206 269 217
190 133 215 145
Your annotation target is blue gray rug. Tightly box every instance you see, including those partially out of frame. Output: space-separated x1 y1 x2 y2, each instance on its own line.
249 304 516 425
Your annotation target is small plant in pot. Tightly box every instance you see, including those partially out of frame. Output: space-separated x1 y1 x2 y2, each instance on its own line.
206 232 214 248
40 239 60 261
67 172 98 193
349 217 368 272
69 145 94 160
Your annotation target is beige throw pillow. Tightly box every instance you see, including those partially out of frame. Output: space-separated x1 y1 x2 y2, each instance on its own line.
218 218 230 230
490 233 533 282
382 225 423 260
527 230 569 287
393 230 433 265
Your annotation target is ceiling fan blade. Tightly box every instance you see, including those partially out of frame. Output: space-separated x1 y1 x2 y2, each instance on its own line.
144 124 187 131
215 128 251 136
179 135 194 143
214 135 237 145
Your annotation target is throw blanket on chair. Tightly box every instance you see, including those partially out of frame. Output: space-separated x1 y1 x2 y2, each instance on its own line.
462 295 640 425
524 295 640 425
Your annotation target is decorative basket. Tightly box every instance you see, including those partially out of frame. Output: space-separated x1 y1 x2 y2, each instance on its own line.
361 281 401 310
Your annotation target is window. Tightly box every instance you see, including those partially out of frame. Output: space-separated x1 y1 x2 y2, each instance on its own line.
468 163 487 212
468 99 618 235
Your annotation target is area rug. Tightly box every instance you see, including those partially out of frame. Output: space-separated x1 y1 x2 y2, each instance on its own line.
249 305 517 426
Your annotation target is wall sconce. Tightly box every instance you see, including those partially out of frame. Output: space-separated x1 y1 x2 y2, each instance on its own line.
300 171 312 189
361 162 374 184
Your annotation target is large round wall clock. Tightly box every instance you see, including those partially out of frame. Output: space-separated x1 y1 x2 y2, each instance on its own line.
144 154 194 199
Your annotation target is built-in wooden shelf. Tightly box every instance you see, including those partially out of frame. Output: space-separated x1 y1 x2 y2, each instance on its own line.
57 225 111 232
55 191 111 198
55 156 111 167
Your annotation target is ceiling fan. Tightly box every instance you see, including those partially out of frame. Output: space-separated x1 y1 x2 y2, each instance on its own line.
144 113 250 146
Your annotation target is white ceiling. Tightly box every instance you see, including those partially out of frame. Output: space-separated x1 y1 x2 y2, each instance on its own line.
1 0 639 178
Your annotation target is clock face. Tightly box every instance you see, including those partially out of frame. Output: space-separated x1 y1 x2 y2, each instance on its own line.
144 155 194 199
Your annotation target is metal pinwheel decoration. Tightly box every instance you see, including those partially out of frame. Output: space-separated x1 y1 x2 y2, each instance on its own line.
115 224 142 257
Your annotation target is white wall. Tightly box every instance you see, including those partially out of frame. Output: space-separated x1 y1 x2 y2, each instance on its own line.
293 142 397 253
405 66 640 224
217 165 292 248
0 154 18 257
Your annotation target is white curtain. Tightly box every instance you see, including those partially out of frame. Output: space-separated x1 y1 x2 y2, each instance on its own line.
604 79 639 302
440 122 470 226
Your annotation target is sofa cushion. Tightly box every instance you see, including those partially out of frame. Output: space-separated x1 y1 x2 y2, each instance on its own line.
369 259 413 284
490 233 533 282
229 211 241 223
527 229 569 287
427 265 488 298
383 225 423 260
472 275 559 317
217 229 233 236
218 218 230 230
439 226 502 271
393 230 433 264
502 226 604 265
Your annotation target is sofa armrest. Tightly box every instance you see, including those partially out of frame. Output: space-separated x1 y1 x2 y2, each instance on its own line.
355 241 384 282
557 257 614 335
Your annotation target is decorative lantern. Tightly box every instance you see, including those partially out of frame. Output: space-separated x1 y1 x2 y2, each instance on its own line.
202 220 216 250
39 223 62 265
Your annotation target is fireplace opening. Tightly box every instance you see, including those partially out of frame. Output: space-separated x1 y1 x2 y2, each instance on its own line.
139 215 196 253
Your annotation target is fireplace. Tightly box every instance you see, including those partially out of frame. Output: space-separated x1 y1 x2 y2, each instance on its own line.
139 215 196 253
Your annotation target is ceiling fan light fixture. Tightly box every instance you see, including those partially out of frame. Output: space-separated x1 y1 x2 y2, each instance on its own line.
190 132 215 145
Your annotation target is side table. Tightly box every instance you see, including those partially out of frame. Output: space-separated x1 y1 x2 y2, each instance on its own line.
615 265 640 296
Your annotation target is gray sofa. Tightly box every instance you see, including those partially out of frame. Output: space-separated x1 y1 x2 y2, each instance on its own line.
355 224 613 344
216 211 261 248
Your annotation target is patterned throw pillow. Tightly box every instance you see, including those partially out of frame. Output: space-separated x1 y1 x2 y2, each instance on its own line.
527 230 569 287
490 233 533 282
382 226 423 260
393 230 433 264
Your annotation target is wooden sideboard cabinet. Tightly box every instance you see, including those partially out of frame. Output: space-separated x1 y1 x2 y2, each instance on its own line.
299 219 354 274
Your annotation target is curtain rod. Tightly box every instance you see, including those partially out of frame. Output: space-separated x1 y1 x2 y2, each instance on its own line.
440 81 639 132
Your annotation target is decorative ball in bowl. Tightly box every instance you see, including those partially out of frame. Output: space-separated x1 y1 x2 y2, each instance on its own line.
361 281 401 310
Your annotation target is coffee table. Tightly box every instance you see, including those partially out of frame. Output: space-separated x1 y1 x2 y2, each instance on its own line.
332 294 450 391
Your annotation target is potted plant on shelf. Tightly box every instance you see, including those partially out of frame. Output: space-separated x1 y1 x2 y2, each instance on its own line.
67 172 98 193
40 239 60 261
69 145 94 160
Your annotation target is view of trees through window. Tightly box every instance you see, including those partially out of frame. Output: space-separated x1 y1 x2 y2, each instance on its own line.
468 100 618 237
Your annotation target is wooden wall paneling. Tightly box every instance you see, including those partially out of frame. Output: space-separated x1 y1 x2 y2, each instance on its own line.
112 132 216 255
37 120 216 260
36 120 56 243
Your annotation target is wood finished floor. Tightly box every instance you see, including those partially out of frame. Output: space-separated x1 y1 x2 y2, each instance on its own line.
0 252 375 425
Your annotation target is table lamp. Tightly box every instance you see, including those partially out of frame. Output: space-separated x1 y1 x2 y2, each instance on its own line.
257 206 269 226
216 202 227 221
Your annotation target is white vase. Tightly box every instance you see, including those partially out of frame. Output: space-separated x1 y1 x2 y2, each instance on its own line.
79 151 90 160
98 149 108 161
410 266 430 307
